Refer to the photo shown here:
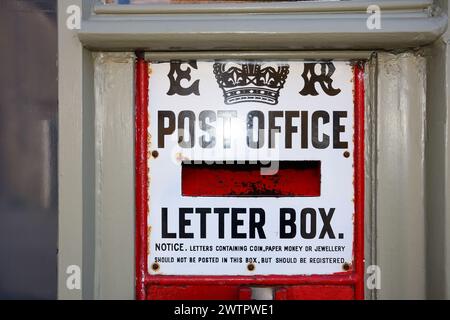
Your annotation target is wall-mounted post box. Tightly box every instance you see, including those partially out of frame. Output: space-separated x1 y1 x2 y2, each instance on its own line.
135 57 365 300
57 0 450 301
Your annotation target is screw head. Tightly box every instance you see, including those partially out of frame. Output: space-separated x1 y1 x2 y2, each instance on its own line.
151 262 160 271
343 151 350 158
247 263 255 271
151 150 159 158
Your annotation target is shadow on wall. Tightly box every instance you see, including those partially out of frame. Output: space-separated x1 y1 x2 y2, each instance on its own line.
0 0 57 299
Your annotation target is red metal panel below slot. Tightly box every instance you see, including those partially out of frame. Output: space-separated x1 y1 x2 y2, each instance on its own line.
182 161 321 197
146 285 251 300
274 285 354 300
274 286 355 300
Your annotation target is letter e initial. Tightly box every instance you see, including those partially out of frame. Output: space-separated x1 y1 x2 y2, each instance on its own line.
167 61 200 96
299 62 341 96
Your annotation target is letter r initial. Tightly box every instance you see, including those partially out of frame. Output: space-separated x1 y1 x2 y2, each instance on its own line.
299 62 341 96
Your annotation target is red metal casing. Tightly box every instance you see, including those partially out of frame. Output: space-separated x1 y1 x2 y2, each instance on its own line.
135 56 365 300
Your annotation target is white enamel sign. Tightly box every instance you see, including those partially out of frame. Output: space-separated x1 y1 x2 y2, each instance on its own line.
147 60 355 275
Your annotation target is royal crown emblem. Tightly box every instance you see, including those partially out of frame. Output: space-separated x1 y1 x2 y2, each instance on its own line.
213 62 290 105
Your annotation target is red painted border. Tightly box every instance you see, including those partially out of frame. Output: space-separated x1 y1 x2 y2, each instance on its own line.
353 63 365 300
135 59 365 300
135 54 149 300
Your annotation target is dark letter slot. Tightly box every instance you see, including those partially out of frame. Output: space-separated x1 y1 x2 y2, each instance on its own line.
182 161 321 197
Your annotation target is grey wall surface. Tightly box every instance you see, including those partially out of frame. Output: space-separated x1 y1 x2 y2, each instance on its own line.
376 53 427 299
58 0 96 300
0 0 58 299
93 53 135 299
425 2 450 298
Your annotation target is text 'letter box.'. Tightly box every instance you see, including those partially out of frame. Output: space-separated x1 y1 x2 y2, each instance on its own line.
135 57 365 300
